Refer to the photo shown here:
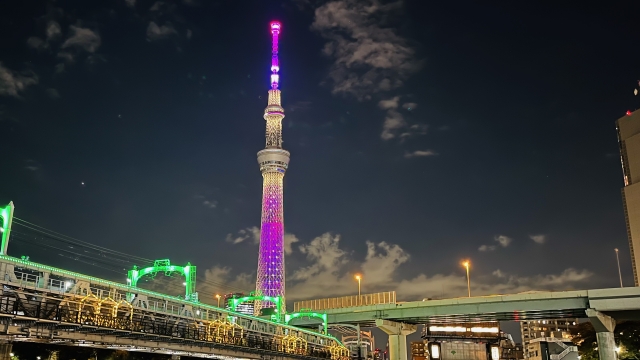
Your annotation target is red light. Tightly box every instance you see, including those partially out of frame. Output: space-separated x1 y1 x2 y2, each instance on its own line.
627 110 632 116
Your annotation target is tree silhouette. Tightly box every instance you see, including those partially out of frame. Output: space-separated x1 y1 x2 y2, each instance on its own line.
570 321 640 360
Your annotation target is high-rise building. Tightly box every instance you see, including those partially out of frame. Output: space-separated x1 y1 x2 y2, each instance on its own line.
519 319 577 359
255 21 289 314
617 109 640 286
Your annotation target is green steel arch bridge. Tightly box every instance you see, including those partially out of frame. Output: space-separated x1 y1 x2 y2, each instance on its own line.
0 202 343 359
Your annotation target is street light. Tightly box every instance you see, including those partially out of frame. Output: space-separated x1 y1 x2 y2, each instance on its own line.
615 248 623 288
215 294 221 307
462 260 471 297
355 274 362 306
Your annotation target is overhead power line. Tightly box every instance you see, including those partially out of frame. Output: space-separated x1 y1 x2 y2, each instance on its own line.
10 219 253 295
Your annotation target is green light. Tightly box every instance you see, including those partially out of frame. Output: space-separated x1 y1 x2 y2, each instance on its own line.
229 295 284 321
285 311 328 334
0 202 14 256
127 259 197 301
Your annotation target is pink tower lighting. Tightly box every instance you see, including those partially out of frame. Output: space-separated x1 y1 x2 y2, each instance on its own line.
270 21 281 89
255 21 290 314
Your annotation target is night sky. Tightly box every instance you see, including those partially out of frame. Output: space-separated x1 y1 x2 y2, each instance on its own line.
1 0 639 311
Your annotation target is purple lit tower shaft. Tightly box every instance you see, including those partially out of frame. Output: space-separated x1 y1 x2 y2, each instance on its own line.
255 21 289 313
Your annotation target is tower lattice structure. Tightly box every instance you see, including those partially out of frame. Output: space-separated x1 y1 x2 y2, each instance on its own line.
255 21 289 314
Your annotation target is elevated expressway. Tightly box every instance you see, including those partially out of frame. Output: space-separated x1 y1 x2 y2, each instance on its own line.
292 288 640 360
293 288 640 326
0 255 348 359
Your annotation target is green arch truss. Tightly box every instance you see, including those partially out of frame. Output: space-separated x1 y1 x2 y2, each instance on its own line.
285 311 328 334
127 259 198 301
0 202 14 256
229 295 284 322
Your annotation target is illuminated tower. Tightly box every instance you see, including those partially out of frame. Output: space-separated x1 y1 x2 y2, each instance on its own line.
255 21 289 313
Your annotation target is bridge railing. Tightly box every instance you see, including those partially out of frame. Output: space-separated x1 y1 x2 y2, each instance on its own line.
0 256 348 349
293 292 396 312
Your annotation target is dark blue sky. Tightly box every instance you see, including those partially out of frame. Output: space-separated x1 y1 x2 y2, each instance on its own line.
1 0 639 306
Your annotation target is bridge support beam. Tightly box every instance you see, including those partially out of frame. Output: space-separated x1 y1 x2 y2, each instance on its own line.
376 320 416 360
586 309 617 360
0 341 12 360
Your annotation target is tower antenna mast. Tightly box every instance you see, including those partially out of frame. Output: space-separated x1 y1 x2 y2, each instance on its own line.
255 21 290 314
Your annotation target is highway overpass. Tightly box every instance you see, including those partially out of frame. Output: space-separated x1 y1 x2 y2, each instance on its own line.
291 288 640 360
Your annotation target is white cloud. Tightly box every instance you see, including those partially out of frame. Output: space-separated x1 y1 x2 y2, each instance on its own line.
495 235 512 247
381 109 406 140
478 244 496 252
27 37 46 50
311 1 425 141
404 150 437 158
202 200 217 208
530 234 546 244
200 265 254 298
403 102 417 110
478 235 512 252
150 1 164 11
311 0 421 100
492 269 506 278
377 97 408 140
284 233 300 255
197 230 594 302
125 0 136 7
378 96 400 110
225 226 260 245
0 63 38 98
62 26 101 53
54 64 65 74
57 52 75 63
147 21 177 41
45 88 60 99
24 160 40 172
378 97 427 140
361 241 410 284
226 226 299 256
284 233 593 301
400 123 428 138
46 21 62 40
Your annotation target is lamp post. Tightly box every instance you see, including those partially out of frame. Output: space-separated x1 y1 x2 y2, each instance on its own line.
462 261 471 297
355 274 362 305
215 294 221 307
615 248 623 288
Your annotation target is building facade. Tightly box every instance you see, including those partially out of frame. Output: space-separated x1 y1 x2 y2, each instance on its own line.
520 319 577 358
524 338 578 360
223 292 255 316
617 109 640 286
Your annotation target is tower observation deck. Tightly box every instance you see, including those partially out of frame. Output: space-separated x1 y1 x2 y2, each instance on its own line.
255 21 289 314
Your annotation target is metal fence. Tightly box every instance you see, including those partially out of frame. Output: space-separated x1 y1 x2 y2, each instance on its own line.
293 292 396 312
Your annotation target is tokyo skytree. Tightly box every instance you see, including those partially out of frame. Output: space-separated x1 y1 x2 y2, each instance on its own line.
255 21 289 314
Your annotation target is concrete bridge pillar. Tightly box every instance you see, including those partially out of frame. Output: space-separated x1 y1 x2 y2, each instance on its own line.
375 320 416 360
0 341 12 360
586 309 617 360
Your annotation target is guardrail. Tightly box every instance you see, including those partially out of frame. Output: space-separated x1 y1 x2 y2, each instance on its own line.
293 292 396 312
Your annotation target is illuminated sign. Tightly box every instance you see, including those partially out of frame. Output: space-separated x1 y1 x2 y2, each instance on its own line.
426 323 500 338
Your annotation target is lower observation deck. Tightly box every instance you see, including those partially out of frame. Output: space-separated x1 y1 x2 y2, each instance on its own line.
0 255 348 359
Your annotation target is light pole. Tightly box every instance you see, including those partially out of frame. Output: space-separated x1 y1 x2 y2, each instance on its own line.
355 274 362 305
615 248 623 288
462 260 471 297
215 294 221 307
